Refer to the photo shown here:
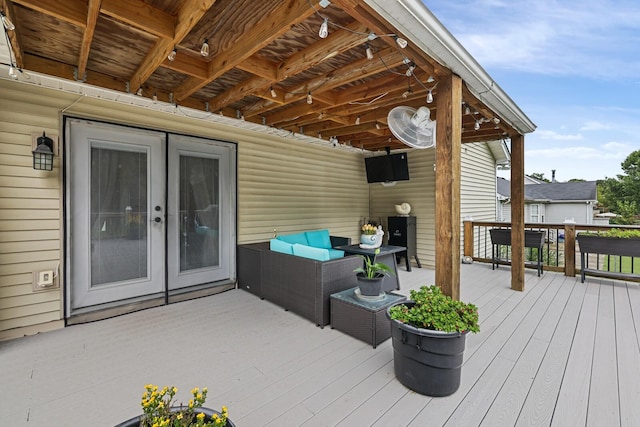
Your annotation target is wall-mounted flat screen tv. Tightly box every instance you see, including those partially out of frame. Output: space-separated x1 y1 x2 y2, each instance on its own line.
364 153 410 183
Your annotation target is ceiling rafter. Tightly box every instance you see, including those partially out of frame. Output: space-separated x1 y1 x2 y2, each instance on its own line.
244 47 405 118
205 21 369 114
129 0 218 92
173 0 315 101
76 0 102 79
100 0 175 39
1 0 23 67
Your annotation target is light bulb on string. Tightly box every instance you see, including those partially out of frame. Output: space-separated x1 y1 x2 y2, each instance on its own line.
426 90 433 104
365 44 374 60
402 89 412 98
8 66 18 79
270 86 277 98
152 92 158 103
375 122 381 130
200 39 209 57
474 120 480 131
395 35 408 48
405 63 416 77
318 18 329 38
307 92 313 104
355 116 361 125
167 48 177 61
1 12 15 30
464 104 471 115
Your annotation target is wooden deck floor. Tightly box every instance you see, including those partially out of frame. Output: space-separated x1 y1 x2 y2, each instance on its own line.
1 263 640 426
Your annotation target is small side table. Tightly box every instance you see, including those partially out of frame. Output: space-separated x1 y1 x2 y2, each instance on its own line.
330 288 407 348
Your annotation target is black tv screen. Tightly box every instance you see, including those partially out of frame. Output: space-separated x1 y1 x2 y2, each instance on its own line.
364 153 410 183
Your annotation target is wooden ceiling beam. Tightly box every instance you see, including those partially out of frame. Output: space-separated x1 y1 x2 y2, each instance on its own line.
245 47 405 118
277 21 368 80
160 54 209 80
207 22 369 113
12 0 87 27
1 0 24 67
129 0 217 92
100 0 174 39
77 0 102 79
174 0 315 101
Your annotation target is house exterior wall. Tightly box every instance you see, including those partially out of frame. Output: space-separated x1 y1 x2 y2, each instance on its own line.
368 142 498 268
0 78 502 339
544 203 593 225
0 79 369 340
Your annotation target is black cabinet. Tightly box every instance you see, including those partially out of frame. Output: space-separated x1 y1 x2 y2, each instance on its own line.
388 216 421 271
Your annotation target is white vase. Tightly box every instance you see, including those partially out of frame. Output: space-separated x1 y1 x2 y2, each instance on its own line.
360 233 382 248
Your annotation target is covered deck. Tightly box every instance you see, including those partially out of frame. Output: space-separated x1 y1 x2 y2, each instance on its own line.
2 264 638 426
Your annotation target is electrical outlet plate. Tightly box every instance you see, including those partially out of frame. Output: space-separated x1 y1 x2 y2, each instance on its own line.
33 270 57 291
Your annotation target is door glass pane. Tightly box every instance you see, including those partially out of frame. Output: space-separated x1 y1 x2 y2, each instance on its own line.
179 155 219 272
90 147 148 286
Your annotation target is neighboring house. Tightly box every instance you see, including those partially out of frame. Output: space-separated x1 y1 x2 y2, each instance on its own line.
497 177 598 224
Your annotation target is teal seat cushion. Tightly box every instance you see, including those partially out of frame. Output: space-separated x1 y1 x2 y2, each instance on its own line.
277 233 308 245
326 248 345 259
292 243 330 261
305 229 332 249
270 238 294 254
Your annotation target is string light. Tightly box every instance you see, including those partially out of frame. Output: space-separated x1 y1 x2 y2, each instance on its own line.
1 11 15 30
402 88 413 98
375 122 381 130
355 116 361 125
474 120 480 131
464 104 471 115
152 92 158 103
365 44 374 60
307 92 313 104
136 87 143 96
426 89 433 104
8 66 18 79
395 35 408 49
167 47 177 61
200 39 209 57
405 62 416 77
270 86 277 98
318 18 329 38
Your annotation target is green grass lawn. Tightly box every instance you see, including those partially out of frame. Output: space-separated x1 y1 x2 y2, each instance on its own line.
603 256 640 273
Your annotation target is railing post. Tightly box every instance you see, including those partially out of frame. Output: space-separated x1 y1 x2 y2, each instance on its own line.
463 221 474 257
564 223 576 276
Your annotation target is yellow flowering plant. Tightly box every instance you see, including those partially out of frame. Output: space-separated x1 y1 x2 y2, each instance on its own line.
361 223 377 235
138 384 229 427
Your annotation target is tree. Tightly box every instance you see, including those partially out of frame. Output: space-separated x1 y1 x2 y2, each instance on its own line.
598 150 640 222
529 172 550 182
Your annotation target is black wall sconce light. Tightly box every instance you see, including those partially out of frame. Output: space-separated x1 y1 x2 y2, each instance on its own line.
32 132 55 171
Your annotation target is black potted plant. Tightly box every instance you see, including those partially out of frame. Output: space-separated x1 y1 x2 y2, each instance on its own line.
387 285 479 396
353 248 395 297
116 384 235 427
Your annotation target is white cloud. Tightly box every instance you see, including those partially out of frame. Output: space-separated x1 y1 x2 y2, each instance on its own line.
580 121 611 131
427 0 640 79
535 130 583 141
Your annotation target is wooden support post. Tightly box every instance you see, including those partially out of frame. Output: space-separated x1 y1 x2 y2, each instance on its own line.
435 73 462 300
564 223 576 276
463 220 474 257
510 134 525 291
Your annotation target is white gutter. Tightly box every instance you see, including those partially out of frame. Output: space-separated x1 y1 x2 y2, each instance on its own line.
365 0 536 135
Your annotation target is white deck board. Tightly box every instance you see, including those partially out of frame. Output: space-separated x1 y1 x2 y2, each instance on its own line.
1 263 638 427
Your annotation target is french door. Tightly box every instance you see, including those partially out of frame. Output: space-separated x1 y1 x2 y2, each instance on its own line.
66 119 236 314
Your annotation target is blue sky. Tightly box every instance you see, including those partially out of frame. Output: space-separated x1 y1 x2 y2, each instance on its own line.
424 0 640 182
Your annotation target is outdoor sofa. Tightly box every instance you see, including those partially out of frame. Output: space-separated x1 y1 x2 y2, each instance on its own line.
237 231 396 327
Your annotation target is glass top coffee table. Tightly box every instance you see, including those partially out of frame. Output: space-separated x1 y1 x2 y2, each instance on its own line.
330 287 407 348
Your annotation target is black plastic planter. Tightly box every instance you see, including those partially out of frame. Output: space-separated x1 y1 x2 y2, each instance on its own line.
115 407 235 427
387 302 468 397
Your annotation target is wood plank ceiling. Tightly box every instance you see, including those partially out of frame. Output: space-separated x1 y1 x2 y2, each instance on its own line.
2 0 514 151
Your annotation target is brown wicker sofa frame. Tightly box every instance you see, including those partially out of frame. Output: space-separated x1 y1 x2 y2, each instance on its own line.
237 237 397 327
